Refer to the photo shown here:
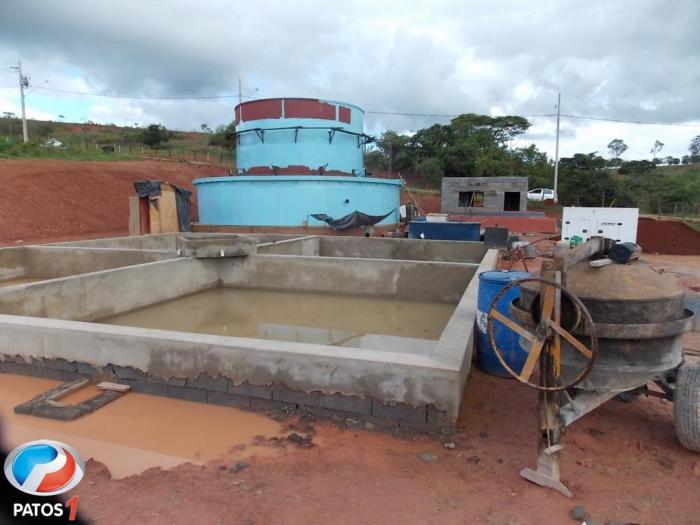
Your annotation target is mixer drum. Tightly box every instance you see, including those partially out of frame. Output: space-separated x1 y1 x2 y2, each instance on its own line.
514 261 694 392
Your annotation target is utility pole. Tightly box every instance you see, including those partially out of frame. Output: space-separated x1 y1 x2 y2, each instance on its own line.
11 61 29 143
552 92 561 203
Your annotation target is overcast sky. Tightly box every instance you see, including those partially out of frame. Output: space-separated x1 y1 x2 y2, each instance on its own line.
1 0 699 160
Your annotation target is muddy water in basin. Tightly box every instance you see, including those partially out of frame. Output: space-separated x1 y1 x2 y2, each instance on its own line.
0 374 284 479
99 288 456 354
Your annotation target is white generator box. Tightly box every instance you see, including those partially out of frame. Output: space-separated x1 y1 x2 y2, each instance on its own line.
561 207 639 243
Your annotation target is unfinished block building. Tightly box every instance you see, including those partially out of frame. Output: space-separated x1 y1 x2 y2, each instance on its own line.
441 177 528 214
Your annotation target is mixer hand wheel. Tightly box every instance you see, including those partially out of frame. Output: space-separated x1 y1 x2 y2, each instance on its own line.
485 277 598 391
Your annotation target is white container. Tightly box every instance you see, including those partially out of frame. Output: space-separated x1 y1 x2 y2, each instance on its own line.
426 213 449 223
562 207 639 243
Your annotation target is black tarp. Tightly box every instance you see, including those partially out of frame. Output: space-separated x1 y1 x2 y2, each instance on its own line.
133 180 192 232
310 209 395 230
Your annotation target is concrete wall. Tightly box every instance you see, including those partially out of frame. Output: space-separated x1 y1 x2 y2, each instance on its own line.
49 233 177 251
0 234 499 423
257 236 320 256
0 247 26 281
0 258 218 321
24 247 174 278
442 177 528 214
219 254 476 303
0 245 174 282
319 236 487 263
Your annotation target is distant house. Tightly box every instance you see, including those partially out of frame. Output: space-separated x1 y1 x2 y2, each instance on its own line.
44 138 64 148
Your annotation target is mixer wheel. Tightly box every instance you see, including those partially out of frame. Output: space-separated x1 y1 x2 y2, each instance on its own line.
674 359 700 453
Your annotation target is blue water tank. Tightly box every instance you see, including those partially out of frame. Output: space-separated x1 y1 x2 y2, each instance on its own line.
408 221 480 241
476 270 531 377
194 97 403 228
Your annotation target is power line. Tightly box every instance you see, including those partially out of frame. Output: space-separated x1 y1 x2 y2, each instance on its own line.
366 110 700 127
365 110 554 119
21 86 700 128
34 86 257 100
559 113 700 128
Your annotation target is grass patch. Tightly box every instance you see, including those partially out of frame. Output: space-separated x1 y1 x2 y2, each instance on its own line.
684 220 700 233
0 140 140 162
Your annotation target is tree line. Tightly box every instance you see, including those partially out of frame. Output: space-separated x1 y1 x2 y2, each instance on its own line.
364 114 700 216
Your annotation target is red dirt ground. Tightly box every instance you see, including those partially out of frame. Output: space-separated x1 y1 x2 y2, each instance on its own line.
0 160 698 523
401 190 441 214
65 365 700 525
59 254 700 524
638 218 700 255
0 159 224 245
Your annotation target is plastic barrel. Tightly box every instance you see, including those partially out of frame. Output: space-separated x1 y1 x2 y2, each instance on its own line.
476 270 530 377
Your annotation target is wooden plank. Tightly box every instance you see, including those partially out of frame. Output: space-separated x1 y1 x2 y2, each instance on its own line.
549 321 593 358
128 196 141 236
519 336 545 381
149 197 161 234
157 184 180 233
97 381 131 392
518 282 555 382
139 197 151 234
490 309 536 342
554 237 605 272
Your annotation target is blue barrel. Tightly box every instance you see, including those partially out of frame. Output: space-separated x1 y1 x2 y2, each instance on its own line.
476 271 530 377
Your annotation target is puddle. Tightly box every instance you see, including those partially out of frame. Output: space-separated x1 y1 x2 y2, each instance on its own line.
0 277 44 288
100 287 456 354
0 374 285 479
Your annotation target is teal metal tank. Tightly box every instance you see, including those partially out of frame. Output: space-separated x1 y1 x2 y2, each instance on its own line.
194 97 402 228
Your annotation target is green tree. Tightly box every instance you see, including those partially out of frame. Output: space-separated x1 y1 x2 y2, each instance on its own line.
689 135 700 157
607 138 628 166
36 122 54 138
140 124 173 148
209 123 236 149
619 160 655 175
377 130 414 172
415 157 444 186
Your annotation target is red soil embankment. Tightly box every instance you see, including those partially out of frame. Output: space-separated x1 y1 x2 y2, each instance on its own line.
638 217 700 255
0 159 224 244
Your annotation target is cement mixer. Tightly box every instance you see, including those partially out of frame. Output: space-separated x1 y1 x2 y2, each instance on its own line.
485 237 698 497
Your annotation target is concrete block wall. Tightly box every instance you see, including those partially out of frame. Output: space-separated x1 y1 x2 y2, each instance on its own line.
319 236 487 263
441 177 528 214
0 356 451 431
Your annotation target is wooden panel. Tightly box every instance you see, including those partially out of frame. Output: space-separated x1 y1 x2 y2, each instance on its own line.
128 196 141 236
139 197 150 234
149 198 161 234
157 185 180 233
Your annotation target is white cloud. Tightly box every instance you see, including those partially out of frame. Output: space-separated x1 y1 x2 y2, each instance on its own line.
0 0 697 156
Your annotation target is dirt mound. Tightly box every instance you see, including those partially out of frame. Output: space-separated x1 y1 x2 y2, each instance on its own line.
638 218 700 255
0 159 225 244
401 191 441 214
